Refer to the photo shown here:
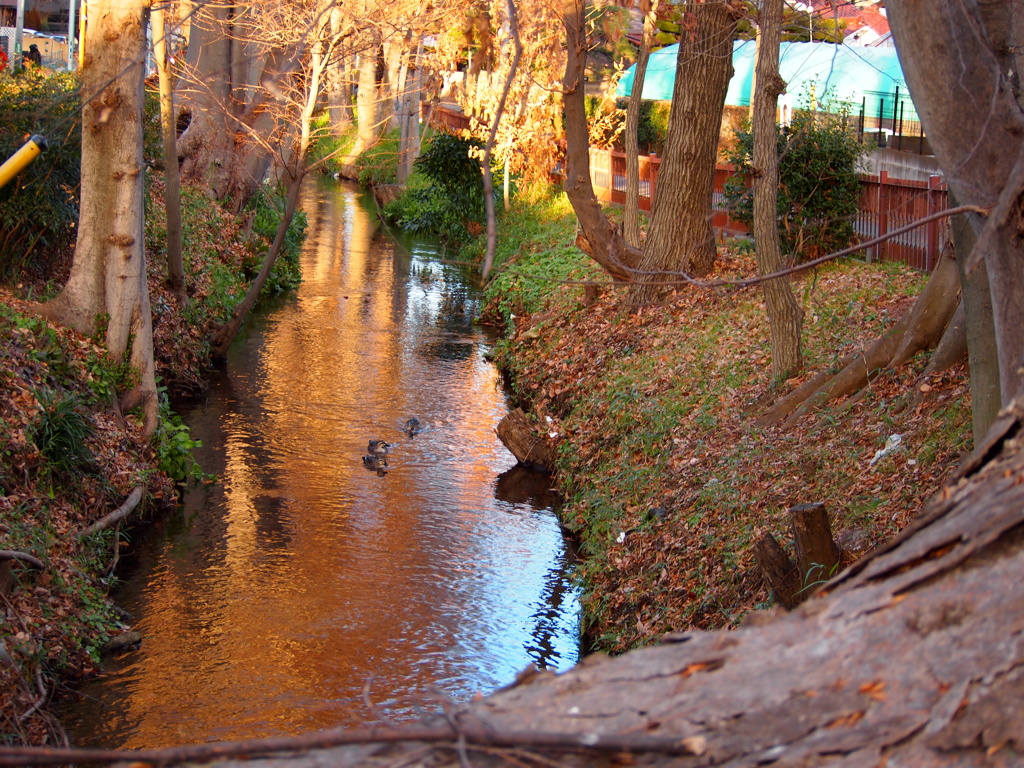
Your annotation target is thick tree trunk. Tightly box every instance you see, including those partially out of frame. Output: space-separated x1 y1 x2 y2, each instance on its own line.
887 1 1024 409
622 0 658 249
627 2 737 307
396 38 422 185
353 33 381 159
152 5 187 304
560 0 641 282
176 2 234 195
176 3 285 207
39 0 158 436
751 0 802 380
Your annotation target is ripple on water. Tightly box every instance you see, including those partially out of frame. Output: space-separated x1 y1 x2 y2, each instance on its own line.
63 179 580 749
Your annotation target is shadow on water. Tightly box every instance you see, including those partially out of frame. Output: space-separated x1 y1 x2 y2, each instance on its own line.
62 179 580 748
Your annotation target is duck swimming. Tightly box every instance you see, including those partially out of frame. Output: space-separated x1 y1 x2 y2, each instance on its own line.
367 439 390 457
403 418 421 437
362 453 389 471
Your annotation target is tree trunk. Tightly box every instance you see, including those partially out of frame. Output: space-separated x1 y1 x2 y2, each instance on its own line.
887 1 1024 410
176 2 234 195
353 32 381 159
326 7 353 136
39 0 158 436
628 2 737 307
751 0 802 380
622 0 658 249
152 5 187 305
949 197 1001 443
395 36 422 185
559 0 641 282
176 3 286 208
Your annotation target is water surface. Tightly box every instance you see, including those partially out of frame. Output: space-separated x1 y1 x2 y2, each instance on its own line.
65 180 579 747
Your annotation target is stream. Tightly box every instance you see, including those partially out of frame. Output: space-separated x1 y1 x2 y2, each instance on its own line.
63 179 580 748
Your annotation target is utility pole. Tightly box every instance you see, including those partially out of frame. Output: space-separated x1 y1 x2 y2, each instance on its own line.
67 0 77 69
13 0 25 71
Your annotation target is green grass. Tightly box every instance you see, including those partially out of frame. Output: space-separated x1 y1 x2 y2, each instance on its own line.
481 185 972 652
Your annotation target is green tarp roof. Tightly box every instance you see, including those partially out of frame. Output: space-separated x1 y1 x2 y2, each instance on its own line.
617 40 913 117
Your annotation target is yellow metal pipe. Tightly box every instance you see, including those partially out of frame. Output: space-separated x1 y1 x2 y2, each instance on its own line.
0 134 47 191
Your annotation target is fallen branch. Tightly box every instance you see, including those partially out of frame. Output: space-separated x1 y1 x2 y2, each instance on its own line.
0 551 45 570
76 487 144 541
0 720 705 767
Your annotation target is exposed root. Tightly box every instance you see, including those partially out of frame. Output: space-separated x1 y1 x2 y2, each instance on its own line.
763 249 961 430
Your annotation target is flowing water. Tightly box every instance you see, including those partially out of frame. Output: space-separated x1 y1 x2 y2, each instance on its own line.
64 180 580 748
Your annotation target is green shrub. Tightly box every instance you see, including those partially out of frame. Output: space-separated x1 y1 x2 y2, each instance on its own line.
612 99 669 155
153 393 210 485
30 389 94 475
0 68 80 279
244 185 307 294
723 109 865 261
383 133 491 245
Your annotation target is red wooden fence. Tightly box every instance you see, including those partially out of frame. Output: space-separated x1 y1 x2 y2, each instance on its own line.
588 147 949 272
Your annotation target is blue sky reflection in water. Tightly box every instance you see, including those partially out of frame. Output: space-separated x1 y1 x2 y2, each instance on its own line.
64 180 580 748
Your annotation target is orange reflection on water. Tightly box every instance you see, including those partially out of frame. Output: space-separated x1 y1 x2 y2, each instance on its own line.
64 181 579 748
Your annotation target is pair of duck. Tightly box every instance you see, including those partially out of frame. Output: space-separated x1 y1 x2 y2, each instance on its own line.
362 419 422 471
363 439 391 471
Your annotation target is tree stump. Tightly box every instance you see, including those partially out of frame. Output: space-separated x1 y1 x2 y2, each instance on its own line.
754 502 842 608
790 501 842 589
496 408 553 471
752 533 801 609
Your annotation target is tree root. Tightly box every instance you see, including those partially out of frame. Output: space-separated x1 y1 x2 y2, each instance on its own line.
76 487 144 540
0 551 45 570
762 248 961 430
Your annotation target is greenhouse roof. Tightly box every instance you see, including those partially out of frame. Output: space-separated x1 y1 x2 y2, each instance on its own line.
616 40 912 116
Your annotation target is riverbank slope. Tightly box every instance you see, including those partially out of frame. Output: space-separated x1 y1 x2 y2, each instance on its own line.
0 175 301 744
474 187 971 652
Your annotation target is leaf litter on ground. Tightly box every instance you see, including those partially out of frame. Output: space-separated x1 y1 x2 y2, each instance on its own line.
486 203 971 654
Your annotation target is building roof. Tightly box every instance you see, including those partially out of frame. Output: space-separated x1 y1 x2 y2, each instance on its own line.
617 39 914 118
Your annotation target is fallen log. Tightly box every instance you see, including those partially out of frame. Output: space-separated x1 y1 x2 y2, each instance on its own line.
77 487 144 540
4 405 1024 767
495 408 553 471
